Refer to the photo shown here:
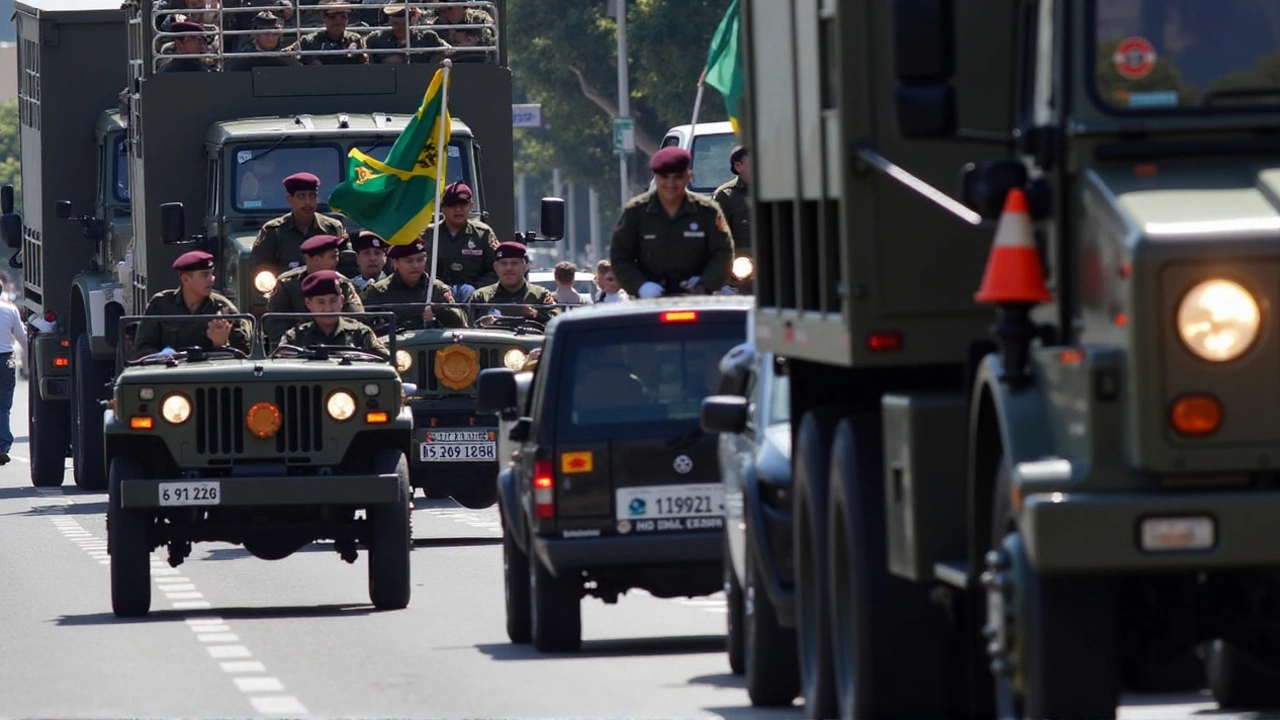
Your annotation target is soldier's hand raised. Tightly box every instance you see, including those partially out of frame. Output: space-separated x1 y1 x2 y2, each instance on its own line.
206 317 232 347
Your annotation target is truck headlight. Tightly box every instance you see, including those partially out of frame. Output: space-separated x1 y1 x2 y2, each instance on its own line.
732 256 754 280
254 271 278 294
161 393 192 424
503 348 527 370
395 349 413 373
1177 279 1260 362
326 390 357 421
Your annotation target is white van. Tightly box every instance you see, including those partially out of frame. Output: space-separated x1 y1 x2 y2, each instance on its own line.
649 120 737 196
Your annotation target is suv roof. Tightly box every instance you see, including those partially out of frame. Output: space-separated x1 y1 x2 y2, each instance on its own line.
544 295 753 332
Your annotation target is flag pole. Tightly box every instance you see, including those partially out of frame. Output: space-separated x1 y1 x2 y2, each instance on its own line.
427 59 452 304
688 71 705 139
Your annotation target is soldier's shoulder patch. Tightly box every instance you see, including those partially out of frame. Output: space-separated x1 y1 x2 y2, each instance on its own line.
278 266 306 281
317 213 346 230
716 213 728 233
260 215 288 230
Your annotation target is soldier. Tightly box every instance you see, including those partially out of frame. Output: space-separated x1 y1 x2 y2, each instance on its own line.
249 171 357 282
265 234 365 342
350 230 390 295
609 146 734 298
364 239 469 330
363 0 449 64
418 181 499 301
225 11 300 70
279 270 390 360
468 241 558 326
284 0 367 65
133 250 252 359
156 20 213 73
430 0 494 46
713 145 751 253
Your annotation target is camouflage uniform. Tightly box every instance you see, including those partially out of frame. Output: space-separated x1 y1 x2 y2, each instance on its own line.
419 218 500 288
363 273 468 330
429 7 494 45
279 316 389 360
713 175 750 252
250 212 356 277
468 281 559 325
609 189 735 296
362 27 450 63
285 29 367 64
133 289 252 359
265 267 365 341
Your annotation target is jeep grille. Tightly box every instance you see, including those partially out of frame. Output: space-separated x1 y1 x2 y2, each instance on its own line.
274 384 325 454
416 348 505 392
196 387 246 454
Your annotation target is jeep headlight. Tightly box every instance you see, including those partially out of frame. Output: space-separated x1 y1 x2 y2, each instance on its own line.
503 348 527 370
1177 279 1260 362
254 270 278 294
161 393 191 424
395 349 413 373
326 390 357 421
732 256 754 280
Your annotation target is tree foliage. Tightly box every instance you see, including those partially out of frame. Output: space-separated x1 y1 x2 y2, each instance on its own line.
0 100 20 213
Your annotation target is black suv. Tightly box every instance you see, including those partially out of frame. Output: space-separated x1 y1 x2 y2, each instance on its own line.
476 296 752 652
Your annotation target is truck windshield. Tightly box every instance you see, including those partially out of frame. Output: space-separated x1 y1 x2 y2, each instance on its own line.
113 137 130 203
691 132 737 192
1093 0 1280 111
233 145 343 212
354 141 472 190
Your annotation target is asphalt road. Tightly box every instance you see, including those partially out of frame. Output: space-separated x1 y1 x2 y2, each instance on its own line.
0 375 1276 719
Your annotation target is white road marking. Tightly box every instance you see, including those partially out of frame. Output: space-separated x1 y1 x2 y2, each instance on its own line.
220 661 267 674
197 633 241 643
207 645 253 660
250 696 309 715
165 591 206 600
172 601 213 610
191 624 232 633
235 677 285 693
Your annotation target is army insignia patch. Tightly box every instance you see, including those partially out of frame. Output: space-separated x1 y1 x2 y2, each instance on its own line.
354 166 374 185
612 214 625 231
467 239 476 249
690 222 699 231
450 262 463 271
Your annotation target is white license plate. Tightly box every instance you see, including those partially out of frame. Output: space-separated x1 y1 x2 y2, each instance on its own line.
158 481 221 506
420 442 496 462
616 483 725 521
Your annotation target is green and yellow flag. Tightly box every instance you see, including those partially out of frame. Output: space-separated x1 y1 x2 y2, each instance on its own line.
328 66 453 246
703 0 743 135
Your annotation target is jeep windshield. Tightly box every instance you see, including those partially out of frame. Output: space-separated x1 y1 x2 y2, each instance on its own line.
1093 0 1280 111
558 319 743 436
691 132 736 193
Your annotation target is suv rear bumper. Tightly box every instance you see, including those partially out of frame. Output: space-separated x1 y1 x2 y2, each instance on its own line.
533 531 721 575
119 475 402 508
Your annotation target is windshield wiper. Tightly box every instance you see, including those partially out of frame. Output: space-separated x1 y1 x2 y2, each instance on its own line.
272 344 386 363
1202 87 1280 106
128 345 246 367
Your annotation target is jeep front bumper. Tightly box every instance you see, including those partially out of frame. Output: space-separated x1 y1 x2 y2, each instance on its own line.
119 474 402 508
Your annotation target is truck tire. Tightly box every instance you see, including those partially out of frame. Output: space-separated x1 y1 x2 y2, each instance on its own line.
793 408 848 720
827 416 950 719
452 484 499 510
745 524 800 707
725 536 745 675
368 449 412 610
72 333 110 491
108 455 152 617
503 523 532 644
28 362 70 488
529 554 581 653
1207 639 1280 709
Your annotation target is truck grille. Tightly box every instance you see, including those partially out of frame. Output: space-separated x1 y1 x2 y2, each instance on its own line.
274 384 324 454
195 387 245 455
416 348 504 392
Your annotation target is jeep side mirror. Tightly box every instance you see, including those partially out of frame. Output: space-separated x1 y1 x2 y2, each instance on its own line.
959 160 1029 220
539 197 565 241
508 417 531 443
701 395 749 435
160 202 185 245
892 0 958 139
0 213 21 250
0 185 13 214
55 200 72 219
476 367 518 414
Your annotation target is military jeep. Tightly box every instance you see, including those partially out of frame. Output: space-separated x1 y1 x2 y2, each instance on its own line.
104 311 413 618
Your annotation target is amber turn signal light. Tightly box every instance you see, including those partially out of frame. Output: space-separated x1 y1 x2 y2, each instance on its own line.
1169 394 1222 437
245 402 282 439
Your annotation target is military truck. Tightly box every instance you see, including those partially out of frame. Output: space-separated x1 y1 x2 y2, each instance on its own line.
1 0 516 492
740 0 1280 718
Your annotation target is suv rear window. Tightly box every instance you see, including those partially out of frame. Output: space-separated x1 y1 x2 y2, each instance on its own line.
557 318 743 436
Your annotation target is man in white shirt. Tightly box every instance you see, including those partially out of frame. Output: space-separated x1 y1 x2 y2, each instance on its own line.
0 277 29 464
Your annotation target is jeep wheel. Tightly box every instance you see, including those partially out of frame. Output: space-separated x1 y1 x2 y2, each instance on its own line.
725 536 745 675
28 363 70 488
367 449 411 610
108 456 152 617
745 526 799 706
529 554 581 652
72 333 110 491
452 483 499 510
503 524 531 643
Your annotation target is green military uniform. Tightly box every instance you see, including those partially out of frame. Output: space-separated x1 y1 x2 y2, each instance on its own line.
429 7 495 44
609 189 735 296
363 27 450 63
351 271 389 300
468 281 559 325
265 267 365 341
133 289 252 359
249 212 356 277
419 219 500 289
363 272 468 330
713 175 750 252
279 316 390 360
285 29 367 64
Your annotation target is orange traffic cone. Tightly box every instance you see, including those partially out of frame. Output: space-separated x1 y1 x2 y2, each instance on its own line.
974 189 1052 305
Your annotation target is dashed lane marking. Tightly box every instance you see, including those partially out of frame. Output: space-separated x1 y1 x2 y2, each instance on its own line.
31 487 311 717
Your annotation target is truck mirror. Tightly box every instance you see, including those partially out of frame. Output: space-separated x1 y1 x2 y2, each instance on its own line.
959 160 1029 220
0 213 21 250
476 367 518 415
1 185 14 214
701 395 749 435
895 85 957 139
540 197 565 241
159 202 186 245
893 0 954 82
55 200 72 219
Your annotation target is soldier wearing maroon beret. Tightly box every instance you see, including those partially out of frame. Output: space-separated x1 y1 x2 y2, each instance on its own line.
418 181 499 301
132 250 251 359
468 241 559 326
248 171 356 307
350 230 390 294
156 20 213 74
279 270 389 359
609 146 734 298
363 239 468 330
265 234 364 343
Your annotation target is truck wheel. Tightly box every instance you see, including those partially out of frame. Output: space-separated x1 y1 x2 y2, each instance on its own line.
452 484 499 510
72 333 110 491
503 523 531 644
368 449 411 610
987 461 1119 719
827 416 949 718
108 455 152 617
793 408 847 719
725 536 745 675
745 525 799 706
1207 639 1280 708
529 554 581 653
28 362 70 488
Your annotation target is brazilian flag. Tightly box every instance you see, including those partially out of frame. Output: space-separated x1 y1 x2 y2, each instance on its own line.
703 0 743 136
328 66 453 246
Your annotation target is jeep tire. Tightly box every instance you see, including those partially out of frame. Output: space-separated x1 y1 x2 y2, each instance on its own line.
529 554 581 653
72 333 110 491
368 449 412 610
109 455 152 617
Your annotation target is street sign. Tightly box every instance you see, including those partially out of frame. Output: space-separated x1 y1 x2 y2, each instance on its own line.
613 117 635 155
512 103 542 128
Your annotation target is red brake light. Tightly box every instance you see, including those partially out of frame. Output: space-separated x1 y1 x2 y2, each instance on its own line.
661 310 698 323
43 311 56 323
52 355 69 368
866 332 903 352
533 460 554 519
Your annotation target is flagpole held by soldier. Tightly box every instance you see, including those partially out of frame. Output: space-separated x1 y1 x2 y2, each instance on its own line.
425 60 453 306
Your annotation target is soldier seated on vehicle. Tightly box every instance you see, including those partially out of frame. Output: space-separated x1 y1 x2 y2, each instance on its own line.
363 239 469 330
249 171 355 280
429 0 494 47
278 270 390 360
350 230 390 296
266 234 364 343
284 0 368 65
362 0 449 64
132 250 252 360
156 20 215 73
225 11 300 70
419 181 499 302
468 241 559 327
447 27 490 63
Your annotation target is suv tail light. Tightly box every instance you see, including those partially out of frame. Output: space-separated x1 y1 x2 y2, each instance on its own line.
533 459 554 519
661 310 698 323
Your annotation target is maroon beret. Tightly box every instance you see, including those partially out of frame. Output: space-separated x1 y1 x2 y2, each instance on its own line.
299 234 342 255
173 250 214 272
387 239 427 259
494 241 527 261
441 181 472 207
649 146 692 175
351 230 387 252
300 270 342 298
282 172 321 194
168 19 206 34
